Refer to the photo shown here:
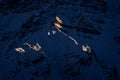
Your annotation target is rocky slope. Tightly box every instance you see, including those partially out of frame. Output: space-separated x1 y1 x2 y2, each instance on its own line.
0 0 120 80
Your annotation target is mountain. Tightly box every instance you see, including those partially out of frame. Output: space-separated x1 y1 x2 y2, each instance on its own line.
0 0 120 80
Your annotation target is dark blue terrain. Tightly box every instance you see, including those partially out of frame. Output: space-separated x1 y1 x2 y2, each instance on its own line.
0 0 120 80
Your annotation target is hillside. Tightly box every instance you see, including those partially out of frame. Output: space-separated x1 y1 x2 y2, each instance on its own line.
0 0 120 80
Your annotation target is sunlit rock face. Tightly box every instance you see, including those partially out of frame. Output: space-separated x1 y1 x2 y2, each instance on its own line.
0 0 120 80
15 47 25 54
